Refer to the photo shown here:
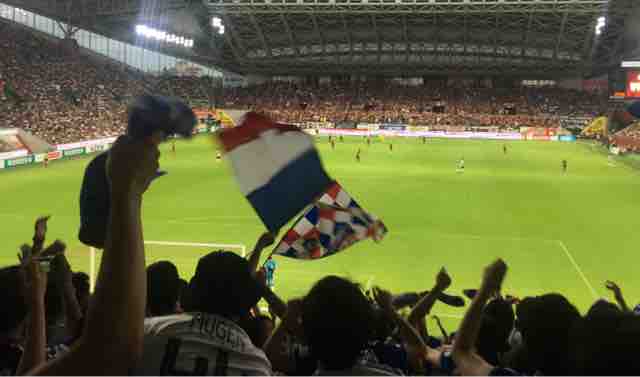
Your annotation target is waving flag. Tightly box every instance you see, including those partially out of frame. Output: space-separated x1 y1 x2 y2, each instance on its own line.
273 181 387 259
217 112 332 233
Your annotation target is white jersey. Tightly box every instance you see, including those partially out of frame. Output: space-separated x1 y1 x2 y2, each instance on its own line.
134 313 272 376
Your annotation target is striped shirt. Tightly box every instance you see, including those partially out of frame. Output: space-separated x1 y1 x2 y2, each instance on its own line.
134 313 272 376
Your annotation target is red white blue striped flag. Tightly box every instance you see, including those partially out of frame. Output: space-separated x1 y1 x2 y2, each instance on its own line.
216 112 332 233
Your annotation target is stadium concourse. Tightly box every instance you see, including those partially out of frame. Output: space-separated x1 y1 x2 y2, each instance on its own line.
3 6 640 377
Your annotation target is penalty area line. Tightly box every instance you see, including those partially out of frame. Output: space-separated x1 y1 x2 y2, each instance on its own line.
557 240 599 300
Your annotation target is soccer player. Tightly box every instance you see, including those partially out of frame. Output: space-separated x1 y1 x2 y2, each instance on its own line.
43 155 49 168
216 151 222 162
562 159 568 174
367 136 371 147
389 142 393 152
503 144 508 155
331 138 336 150
339 135 344 142
263 256 277 289
171 140 176 154
356 148 361 163
457 157 465 173
422 136 426 144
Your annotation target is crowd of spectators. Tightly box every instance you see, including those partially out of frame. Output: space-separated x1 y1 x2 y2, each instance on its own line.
1 20 611 146
2 151 639 375
3 16 640 377
222 82 606 129
0 21 152 143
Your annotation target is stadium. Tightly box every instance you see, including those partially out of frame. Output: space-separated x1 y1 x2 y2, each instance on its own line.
1 0 640 375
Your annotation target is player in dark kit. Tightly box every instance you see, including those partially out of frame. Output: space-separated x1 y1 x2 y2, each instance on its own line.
367 137 371 147
389 142 393 152
339 135 344 142
43 155 49 168
562 159 568 173
330 138 336 150
356 148 361 162
422 136 426 144
503 145 508 155
171 140 176 154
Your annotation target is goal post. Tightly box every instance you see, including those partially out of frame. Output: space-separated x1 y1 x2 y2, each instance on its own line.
88 241 247 292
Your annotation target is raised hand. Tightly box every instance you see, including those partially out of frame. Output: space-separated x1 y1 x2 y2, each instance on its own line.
32 216 51 255
42 239 66 258
435 267 452 291
605 280 622 297
107 133 162 197
255 232 275 251
481 259 507 297
18 245 48 305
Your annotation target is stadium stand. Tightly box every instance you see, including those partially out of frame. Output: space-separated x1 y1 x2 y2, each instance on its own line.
2 3 640 375
0 20 610 145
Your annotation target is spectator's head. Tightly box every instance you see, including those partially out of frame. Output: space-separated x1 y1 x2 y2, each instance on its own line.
516 293 580 375
0 266 27 336
189 251 263 319
476 298 515 365
302 276 375 371
72 272 91 314
146 261 180 317
571 301 640 375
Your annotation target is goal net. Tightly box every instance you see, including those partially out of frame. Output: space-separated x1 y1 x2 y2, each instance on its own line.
88 240 247 291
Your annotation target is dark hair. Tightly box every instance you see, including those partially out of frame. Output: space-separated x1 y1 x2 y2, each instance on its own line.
0 266 27 334
517 294 580 375
146 261 180 317
476 298 515 365
302 276 375 371
570 301 640 375
189 251 263 318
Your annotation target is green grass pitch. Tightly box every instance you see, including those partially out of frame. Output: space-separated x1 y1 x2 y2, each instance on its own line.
1 136 639 329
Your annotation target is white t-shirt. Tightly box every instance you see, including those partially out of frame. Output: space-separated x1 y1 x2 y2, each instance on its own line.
134 313 272 376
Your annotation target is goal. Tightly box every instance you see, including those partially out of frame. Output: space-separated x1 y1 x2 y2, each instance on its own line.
88 240 247 291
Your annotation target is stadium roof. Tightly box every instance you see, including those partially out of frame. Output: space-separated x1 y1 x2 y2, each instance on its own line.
4 0 637 77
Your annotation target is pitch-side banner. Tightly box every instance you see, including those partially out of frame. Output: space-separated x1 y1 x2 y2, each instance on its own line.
318 129 522 140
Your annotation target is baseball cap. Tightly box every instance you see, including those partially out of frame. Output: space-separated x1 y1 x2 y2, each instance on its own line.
189 251 264 318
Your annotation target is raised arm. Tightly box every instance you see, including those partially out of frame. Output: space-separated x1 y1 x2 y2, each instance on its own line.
408 267 452 331
373 287 427 350
32 134 161 375
16 223 50 376
452 259 507 376
247 232 275 275
605 280 630 312
264 299 302 374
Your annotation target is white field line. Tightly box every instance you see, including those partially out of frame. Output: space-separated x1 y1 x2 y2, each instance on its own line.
556 240 599 300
